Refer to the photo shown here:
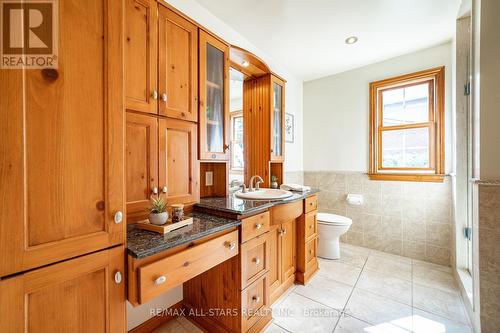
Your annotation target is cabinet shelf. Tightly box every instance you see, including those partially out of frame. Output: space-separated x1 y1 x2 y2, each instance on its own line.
206 80 222 89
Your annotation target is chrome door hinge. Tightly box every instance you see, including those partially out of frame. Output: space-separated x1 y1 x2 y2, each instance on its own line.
464 82 471 96
464 227 472 241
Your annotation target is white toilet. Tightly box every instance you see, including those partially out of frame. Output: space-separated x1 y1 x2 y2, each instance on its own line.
317 213 352 259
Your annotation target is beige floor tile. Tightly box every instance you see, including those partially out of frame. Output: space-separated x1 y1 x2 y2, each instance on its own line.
412 264 458 293
338 243 370 267
294 273 353 310
152 318 187 333
345 289 413 328
176 316 204 332
317 258 363 286
370 249 412 264
272 292 339 333
357 269 412 305
412 259 452 273
263 323 290 333
364 255 412 281
333 315 407 333
412 309 472 333
413 283 468 324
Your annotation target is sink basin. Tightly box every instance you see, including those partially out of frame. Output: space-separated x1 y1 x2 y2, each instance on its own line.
234 188 293 200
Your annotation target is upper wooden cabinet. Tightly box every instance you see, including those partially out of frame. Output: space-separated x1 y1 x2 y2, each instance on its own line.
158 5 198 121
199 30 230 160
125 0 157 115
270 76 285 162
159 118 200 205
125 1 198 121
0 0 124 277
0 247 125 332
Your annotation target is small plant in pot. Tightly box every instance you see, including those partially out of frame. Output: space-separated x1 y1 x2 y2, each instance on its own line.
271 175 279 189
148 196 169 225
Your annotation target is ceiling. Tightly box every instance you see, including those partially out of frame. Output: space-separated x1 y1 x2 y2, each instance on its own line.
194 0 460 81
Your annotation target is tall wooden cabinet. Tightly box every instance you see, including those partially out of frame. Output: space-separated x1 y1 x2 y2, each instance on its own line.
0 0 125 278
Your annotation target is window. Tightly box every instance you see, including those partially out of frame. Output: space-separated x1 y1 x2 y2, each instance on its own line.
369 67 445 182
230 112 244 170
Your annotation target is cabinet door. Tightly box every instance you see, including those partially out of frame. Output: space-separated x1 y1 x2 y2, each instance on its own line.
270 76 285 162
0 0 124 277
0 247 125 333
159 118 199 205
199 30 230 160
158 5 198 121
126 113 158 216
125 0 157 114
268 224 282 296
281 220 296 281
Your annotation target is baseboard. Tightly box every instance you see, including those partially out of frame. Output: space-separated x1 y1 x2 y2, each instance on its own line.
128 300 183 333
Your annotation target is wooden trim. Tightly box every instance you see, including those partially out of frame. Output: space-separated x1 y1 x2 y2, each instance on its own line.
368 173 446 182
369 66 445 180
128 301 183 333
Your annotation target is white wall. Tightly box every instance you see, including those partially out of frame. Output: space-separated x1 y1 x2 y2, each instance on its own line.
128 0 304 329
303 43 453 173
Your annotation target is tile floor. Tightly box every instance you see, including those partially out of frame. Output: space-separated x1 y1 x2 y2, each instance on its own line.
153 243 472 333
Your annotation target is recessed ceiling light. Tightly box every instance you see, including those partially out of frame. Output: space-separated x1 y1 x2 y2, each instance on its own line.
345 36 358 45
241 60 250 67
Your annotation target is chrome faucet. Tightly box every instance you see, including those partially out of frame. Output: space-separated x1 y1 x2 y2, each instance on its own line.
249 175 264 192
230 180 247 193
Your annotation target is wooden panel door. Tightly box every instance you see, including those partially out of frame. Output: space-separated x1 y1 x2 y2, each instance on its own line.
281 220 296 281
0 0 124 277
270 75 285 162
268 224 282 296
158 5 198 121
159 118 199 205
199 30 230 160
126 113 158 216
125 0 158 114
0 247 125 332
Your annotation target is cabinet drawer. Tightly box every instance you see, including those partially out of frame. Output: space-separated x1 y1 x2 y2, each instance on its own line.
138 230 238 303
241 232 270 289
305 238 317 267
304 195 318 213
241 212 270 243
241 273 269 332
305 210 317 241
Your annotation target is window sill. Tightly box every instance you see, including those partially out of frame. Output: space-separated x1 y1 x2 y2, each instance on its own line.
368 173 446 182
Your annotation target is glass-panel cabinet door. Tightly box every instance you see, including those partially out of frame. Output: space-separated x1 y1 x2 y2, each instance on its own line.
199 30 229 160
271 76 285 161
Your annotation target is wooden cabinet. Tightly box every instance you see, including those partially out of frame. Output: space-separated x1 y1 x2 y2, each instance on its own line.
0 0 124 277
0 247 125 332
159 118 200 205
270 76 285 162
125 0 157 115
297 196 319 284
126 113 158 216
158 5 198 121
125 0 198 121
199 30 230 160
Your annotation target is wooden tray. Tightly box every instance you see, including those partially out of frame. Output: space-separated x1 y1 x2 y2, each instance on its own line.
136 217 193 234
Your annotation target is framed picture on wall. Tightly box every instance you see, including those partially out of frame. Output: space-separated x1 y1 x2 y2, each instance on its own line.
285 113 294 143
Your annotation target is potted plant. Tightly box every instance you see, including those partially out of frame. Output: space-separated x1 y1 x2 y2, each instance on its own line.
148 196 169 225
271 175 279 189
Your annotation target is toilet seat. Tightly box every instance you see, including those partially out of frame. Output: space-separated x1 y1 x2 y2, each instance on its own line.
317 212 352 226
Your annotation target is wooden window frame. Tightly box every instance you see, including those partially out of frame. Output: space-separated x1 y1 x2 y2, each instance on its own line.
369 67 445 182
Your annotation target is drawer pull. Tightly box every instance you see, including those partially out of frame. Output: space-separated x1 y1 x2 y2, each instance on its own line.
309 249 314 254
225 241 236 251
252 296 261 303
255 223 263 230
154 276 167 285
253 258 261 265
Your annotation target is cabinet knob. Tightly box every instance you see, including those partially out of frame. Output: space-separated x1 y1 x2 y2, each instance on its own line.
114 271 123 284
162 186 168 194
152 187 158 194
114 211 123 224
253 258 261 265
252 295 261 303
279 229 287 236
154 275 167 285
161 93 167 102
225 241 236 251
151 90 158 100
255 223 262 230
309 224 313 229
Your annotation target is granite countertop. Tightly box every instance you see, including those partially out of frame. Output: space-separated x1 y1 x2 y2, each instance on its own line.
127 212 241 259
195 188 320 215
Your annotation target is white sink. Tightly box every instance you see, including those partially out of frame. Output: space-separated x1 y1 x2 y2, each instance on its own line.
234 188 293 200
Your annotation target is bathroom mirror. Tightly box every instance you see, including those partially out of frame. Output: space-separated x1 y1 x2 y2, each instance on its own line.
228 68 245 189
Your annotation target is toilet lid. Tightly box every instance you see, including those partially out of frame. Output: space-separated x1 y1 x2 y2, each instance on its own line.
317 213 352 226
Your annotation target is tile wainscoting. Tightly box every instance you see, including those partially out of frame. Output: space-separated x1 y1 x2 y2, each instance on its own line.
304 171 452 266
284 171 304 185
